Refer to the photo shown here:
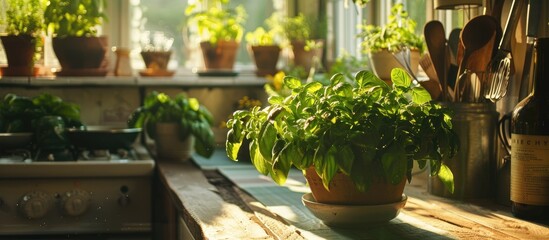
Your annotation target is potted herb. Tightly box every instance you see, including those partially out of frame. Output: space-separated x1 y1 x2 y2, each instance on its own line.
245 13 283 77
185 0 247 71
226 68 458 207
128 91 215 160
358 3 424 81
44 0 109 76
281 13 324 75
0 0 45 76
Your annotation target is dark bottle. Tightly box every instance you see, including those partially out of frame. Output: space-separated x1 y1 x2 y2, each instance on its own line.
510 37 549 220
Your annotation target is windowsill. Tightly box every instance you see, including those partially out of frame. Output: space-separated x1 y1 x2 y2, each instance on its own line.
0 69 268 88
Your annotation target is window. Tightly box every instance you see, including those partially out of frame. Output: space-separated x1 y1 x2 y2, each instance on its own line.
3 0 473 73
128 0 281 71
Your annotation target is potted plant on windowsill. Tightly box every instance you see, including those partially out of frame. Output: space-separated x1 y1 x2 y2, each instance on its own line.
245 27 281 77
282 13 324 76
0 0 45 76
225 68 459 221
244 12 284 77
185 0 247 71
358 3 424 82
128 91 215 161
44 0 109 76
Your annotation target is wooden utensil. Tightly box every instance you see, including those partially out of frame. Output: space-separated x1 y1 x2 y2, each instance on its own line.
418 54 442 100
454 15 499 102
424 20 448 101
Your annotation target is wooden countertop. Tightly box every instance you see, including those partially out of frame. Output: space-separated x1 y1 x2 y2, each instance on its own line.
157 156 549 239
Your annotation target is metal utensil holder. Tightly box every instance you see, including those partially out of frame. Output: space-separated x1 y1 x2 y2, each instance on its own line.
429 102 498 200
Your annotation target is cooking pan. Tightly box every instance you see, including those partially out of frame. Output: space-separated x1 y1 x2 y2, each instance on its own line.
66 126 141 150
0 132 33 149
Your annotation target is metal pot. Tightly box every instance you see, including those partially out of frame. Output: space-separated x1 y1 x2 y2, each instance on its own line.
0 132 33 149
66 126 141 150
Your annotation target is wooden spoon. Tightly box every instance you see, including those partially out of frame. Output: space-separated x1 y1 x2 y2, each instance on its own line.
454 15 499 102
424 20 447 101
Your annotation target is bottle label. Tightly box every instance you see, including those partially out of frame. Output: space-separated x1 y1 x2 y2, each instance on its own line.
511 134 549 205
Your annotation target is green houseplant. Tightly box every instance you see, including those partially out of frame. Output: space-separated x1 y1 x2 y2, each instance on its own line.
358 3 424 81
0 0 45 76
185 0 247 70
128 91 215 160
44 0 109 76
0 93 82 153
226 68 459 205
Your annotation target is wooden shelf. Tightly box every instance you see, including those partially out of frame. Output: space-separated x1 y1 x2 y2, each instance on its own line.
0 72 267 88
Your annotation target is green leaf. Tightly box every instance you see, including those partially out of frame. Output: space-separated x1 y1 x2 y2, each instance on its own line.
304 81 323 93
333 82 353 98
268 96 284 105
330 73 345 84
283 76 302 89
250 140 269 175
258 122 277 161
355 70 389 89
381 144 407 184
391 68 412 87
336 145 354 175
437 163 455 193
226 129 242 160
322 147 338 190
271 140 291 185
411 87 431 104
188 98 200 111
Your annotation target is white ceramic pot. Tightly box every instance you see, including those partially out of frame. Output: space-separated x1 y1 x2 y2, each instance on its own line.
368 49 420 83
155 123 193 161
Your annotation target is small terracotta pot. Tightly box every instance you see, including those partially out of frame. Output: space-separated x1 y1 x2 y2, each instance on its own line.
249 45 281 76
291 40 324 73
52 36 108 69
304 166 406 205
140 51 172 70
200 40 239 70
0 35 39 76
155 123 193 162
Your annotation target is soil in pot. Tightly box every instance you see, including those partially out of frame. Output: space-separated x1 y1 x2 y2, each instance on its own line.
0 35 40 76
200 40 239 70
154 123 193 161
52 36 109 76
304 166 406 205
249 45 280 76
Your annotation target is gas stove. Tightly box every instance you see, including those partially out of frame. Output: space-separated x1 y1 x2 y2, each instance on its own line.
0 145 155 236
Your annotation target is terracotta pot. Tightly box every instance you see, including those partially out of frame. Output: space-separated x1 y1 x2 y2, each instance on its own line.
200 40 239 70
304 166 406 205
249 45 281 76
291 40 324 73
0 35 39 76
368 49 420 83
52 36 108 70
140 51 172 70
155 123 193 162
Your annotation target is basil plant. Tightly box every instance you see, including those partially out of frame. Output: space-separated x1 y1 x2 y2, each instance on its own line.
226 69 459 193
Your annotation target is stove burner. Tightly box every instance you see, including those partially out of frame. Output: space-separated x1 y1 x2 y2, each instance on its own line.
78 148 137 161
0 149 31 163
34 148 74 161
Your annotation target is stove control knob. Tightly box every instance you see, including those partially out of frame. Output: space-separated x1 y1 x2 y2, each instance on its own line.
61 189 91 217
19 191 52 219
